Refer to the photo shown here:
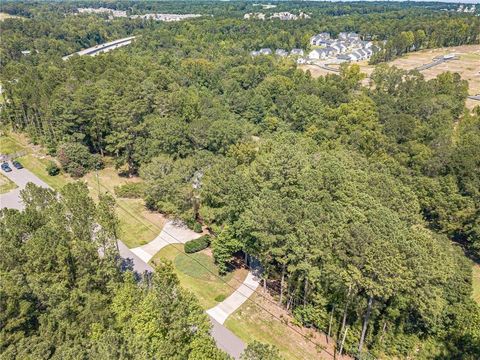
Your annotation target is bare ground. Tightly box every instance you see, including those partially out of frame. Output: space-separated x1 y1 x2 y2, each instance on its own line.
301 44 480 109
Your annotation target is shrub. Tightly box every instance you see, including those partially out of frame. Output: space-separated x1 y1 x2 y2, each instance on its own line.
214 294 226 302
184 235 211 254
114 182 146 198
193 222 203 233
46 161 60 176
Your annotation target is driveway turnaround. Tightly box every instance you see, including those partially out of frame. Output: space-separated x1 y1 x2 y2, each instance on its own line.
130 221 202 263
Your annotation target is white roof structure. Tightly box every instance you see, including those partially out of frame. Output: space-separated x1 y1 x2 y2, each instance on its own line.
290 48 304 56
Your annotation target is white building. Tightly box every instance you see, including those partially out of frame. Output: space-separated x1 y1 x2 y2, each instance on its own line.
244 12 266 20
290 48 304 56
308 49 328 60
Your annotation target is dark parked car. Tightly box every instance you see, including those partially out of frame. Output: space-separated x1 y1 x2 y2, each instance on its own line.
12 160 23 169
1 162 12 172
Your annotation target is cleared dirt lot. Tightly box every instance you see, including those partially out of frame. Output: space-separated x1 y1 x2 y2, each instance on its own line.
302 44 480 109
388 45 480 109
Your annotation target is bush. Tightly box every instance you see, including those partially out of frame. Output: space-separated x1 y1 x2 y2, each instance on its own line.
184 235 211 254
193 222 203 233
46 161 60 176
114 182 146 198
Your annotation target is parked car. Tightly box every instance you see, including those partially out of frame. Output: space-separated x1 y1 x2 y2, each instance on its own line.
1 162 12 172
12 160 23 169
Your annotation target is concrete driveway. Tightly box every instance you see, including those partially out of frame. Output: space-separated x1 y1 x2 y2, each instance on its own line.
0 166 247 359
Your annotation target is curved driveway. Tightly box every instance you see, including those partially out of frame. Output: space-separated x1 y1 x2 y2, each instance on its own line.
0 167 247 359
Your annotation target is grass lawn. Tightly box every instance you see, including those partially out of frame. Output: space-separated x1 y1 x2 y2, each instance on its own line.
0 135 24 155
473 264 480 305
0 173 17 194
225 292 349 360
4 131 164 248
150 245 248 309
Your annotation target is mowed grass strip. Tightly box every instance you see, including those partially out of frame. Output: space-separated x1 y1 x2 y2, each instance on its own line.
151 245 247 309
0 172 17 194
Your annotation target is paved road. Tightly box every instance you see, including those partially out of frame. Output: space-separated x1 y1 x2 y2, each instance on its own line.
117 240 154 273
415 56 458 71
0 167 50 209
0 167 246 359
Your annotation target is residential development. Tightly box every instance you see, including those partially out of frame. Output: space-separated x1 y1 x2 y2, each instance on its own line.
130 13 202 21
76 8 202 22
309 32 380 62
244 11 310 20
77 7 127 18
251 32 380 64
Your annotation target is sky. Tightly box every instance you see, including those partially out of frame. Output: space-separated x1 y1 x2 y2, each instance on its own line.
319 0 479 3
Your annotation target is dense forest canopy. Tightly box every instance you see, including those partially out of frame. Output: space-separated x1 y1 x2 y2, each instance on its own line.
1 1 480 359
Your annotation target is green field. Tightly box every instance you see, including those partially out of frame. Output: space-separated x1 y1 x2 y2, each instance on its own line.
225 293 332 360
150 245 247 309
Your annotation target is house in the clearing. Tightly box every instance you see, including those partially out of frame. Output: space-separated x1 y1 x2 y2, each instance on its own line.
259 48 273 55
250 50 260 57
308 48 329 60
324 46 338 56
336 54 351 62
347 32 360 41
310 32 330 46
339 32 361 41
275 49 289 57
330 43 341 53
290 48 304 56
350 51 362 61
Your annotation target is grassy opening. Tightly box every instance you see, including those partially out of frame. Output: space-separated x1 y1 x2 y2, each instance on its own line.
225 292 342 360
150 245 247 310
